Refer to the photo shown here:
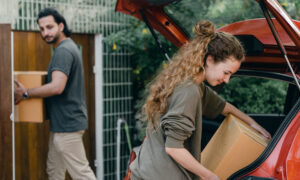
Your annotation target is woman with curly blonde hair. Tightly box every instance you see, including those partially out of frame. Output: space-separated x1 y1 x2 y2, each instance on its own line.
130 20 271 180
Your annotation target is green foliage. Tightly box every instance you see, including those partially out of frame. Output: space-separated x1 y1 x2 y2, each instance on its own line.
219 77 289 114
107 0 299 142
165 0 263 36
104 18 176 111
278 0 300 19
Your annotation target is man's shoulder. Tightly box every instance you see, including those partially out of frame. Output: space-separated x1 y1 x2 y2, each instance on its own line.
56 39 79 55
58 39 76 49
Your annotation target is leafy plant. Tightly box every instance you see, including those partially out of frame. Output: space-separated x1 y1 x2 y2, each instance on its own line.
219 77 289 114
107 0 299 143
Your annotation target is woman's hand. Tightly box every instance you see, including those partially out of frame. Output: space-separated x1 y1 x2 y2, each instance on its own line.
165 147 220 180
251 123 271 140
222 102 272 140
204 172 220 180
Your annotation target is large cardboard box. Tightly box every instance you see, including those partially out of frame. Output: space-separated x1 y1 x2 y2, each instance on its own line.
201 114 269 180
14 71 47 123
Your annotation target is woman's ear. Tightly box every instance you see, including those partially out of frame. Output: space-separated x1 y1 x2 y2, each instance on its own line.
205 55 214 67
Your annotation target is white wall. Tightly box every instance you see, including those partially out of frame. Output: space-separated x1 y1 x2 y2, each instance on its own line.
0 0 18 24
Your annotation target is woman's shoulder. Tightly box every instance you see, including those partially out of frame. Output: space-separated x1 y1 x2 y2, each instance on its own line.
174 80 202 97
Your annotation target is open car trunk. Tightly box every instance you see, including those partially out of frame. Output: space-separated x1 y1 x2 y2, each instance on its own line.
115 0 300 179
116 0 300 74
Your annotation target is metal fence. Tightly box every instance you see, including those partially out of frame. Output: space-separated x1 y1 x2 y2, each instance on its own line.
12 0 133 179
13 0 126 34
102 44 132 180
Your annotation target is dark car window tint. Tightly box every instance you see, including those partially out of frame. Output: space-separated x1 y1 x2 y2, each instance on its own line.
218 76 289 114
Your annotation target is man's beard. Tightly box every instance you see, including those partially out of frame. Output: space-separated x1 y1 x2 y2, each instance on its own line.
43 33 60 44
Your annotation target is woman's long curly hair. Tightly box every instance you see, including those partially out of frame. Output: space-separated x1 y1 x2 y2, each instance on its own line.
143 20 245 127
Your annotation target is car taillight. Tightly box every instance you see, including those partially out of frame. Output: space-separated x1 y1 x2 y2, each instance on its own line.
129 150 137 164
123 150 137 180
286 127 300 179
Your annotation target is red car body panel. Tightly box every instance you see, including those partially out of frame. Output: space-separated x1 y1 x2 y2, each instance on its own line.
218 19 300 74
115 0 189 47
286 126 300 179
116 0 300 179
258 0 300 51
241 112 300 179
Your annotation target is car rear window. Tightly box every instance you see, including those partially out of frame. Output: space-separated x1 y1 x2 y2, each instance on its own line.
218 76 289 114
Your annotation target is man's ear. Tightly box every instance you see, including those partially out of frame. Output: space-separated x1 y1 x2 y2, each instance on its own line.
58 23 64 32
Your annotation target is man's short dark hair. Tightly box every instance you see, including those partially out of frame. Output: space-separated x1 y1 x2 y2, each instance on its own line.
37 8 72 37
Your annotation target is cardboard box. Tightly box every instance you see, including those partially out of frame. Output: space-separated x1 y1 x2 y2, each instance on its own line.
201 114 269 180
14 71 47 123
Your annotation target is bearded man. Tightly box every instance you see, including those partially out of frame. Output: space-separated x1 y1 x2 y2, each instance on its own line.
14 7 96 180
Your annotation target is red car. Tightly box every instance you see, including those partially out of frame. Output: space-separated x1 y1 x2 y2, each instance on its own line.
116 0 300 179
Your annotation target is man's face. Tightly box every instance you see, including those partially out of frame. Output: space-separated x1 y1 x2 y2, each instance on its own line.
38 15 62 44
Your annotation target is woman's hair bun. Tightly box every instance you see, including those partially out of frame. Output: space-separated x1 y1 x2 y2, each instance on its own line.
193 20 216 38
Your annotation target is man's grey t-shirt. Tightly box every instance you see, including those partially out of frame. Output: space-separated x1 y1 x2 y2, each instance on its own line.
46 38 88 132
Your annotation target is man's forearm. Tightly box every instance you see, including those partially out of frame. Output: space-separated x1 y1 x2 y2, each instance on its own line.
27 82 62 98
27 70 67 98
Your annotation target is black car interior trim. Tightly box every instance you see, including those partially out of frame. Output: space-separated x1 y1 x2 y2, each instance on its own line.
235 70 299 84
235 35 264 55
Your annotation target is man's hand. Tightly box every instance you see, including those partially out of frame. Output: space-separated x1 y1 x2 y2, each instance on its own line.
14 80 27 105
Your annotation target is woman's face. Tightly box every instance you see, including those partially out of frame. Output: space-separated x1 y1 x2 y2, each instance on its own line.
204 55 241 86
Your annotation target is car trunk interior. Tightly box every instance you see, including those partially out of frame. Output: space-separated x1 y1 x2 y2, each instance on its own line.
202 82 300 150
201 82 299 179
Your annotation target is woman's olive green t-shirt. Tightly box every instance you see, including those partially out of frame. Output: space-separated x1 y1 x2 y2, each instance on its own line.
130 81 226 180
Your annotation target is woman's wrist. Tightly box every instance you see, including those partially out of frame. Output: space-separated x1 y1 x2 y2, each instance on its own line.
199 170 219 180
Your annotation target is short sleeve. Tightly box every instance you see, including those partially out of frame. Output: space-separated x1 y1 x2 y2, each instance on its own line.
202 84 226 119
160 83 200 148
49 47 73 76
